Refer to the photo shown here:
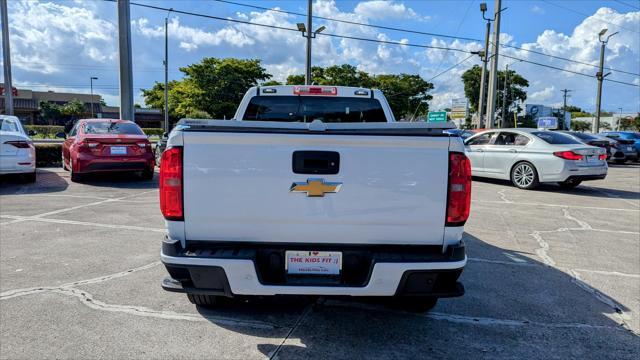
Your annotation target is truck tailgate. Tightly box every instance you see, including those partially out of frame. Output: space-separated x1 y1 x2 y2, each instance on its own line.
182 131 450 245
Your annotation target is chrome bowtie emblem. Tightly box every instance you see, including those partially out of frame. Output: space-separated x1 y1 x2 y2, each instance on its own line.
290 179 342 197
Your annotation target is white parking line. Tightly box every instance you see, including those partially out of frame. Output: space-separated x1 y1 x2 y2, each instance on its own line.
0 215 165 233
474 200 640 212
0 190 157 227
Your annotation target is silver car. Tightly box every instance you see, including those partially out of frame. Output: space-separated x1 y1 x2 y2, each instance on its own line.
464 128 607 190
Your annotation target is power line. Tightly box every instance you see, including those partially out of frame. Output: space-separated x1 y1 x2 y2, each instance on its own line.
124 0 638 87
541 0 640 34
613 0 640 11
428 54 476 82
500 54 639 87
213 0 640 77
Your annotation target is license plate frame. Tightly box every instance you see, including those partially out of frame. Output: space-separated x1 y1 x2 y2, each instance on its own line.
110 146 127 155
285 251 342 275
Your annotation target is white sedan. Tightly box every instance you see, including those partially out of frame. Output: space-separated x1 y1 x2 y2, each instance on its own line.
0 115 36 182
464 128 607 190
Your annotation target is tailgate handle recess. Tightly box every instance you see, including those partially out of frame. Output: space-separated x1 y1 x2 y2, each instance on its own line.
292 151 340 175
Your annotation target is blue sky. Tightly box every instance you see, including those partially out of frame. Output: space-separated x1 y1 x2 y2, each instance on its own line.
4 0 639 114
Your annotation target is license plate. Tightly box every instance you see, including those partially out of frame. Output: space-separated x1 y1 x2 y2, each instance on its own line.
285 251 342 275
110 146 127 155
628 146 633 151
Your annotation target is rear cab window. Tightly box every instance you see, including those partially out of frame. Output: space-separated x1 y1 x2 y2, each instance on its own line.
532 131 581 145
242 96 386 123
0 118 20 132
83 122 144 135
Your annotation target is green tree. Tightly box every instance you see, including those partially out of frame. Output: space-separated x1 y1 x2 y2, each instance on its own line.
619 114 640 131
461 65 529 124
571 111 593 118
61 99 85 118
564 105 582 112
38 101 62 123
599 122 612 131
261 80 282 86
571 120 591 132
142 58 271 119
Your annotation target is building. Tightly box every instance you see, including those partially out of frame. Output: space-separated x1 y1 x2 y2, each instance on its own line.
0 86 163 127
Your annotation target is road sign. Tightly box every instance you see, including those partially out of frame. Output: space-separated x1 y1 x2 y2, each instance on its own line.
427 111 447 122
537 117 558 130
451 99 468 119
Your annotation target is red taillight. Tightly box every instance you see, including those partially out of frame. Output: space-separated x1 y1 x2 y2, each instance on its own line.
4 140 32 148
599 153 607 160
446 152 472 226
159 147 183 221
553 151 583 161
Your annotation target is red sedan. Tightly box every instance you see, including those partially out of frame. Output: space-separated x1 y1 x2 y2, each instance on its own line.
61 119 155 182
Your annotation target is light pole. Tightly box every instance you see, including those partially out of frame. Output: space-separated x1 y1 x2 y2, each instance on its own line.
499 59 522 128
163 8 173 134
1 0 14 116
594 28 618 133
478 2 505 129
485 0 505 129
297 1 325 85
90 76 98 118
617 107 623 131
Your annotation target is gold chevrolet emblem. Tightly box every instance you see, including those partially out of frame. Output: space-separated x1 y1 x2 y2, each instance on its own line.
290 179 342 197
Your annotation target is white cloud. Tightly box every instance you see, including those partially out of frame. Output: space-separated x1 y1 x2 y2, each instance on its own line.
354 1 426 21
8 0 117 74
529 86 556 102
530 5 545 15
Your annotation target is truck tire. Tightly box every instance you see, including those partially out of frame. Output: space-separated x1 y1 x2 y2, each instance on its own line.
187 294 223 307
390 297 438 313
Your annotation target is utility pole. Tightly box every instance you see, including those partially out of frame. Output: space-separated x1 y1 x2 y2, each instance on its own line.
617 107 623 131
90 76 98 118
117 0 134 122
164 9 172 133
1 0 14 116
500 63 509 128
305 0 312 85
594 28 617 133
297 2 325 86
485 0 502 129
561 88 571 130
561 89 572 111
478 3 492 129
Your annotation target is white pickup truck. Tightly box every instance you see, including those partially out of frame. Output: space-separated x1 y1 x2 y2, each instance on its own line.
159 85 471 311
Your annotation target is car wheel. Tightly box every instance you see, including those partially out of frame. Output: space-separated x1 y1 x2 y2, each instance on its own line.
22 171 36 183
62 156 68 171
69 160 82 182
187 294 226 308
614 158 626 164
155 146 162 167
558 179 582 190
389 297 438 313
510 161 539 190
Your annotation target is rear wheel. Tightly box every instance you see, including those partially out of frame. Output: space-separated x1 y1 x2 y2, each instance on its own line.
510 162 539 190
614 158 626 164
187 294 225 308
62 156 68 171
69 160 82 182
558 179 582 190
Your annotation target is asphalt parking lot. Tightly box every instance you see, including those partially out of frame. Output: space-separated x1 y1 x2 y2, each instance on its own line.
1 166 639 359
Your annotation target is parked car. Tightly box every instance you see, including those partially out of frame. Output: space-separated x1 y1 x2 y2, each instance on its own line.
464 129 607 190
557 131 611 158
0 115 36 182
444 129 476 139
601 131 640 161
591 134 637 164
160 85 469 312
60 119 154 182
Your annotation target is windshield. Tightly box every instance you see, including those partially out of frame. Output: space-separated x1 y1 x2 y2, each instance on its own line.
0 118 20 132
532 131 581 145
242 96 386 123
83 121 144 135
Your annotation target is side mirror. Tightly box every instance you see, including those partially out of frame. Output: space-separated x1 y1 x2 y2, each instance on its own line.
55 132 66 139
27 130 37 136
